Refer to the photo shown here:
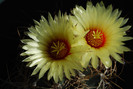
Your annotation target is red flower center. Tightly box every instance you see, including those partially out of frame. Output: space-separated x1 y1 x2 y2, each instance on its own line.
49 39 70 60
85 29 105 48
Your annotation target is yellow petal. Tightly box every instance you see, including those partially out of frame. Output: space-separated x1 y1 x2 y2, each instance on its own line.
63 64 70 79
81 53 91 68
58 64 63 81
29 58 43 67
111 53 124 64
100 56 112 68
47 62 55 80
53 69 59 83
91 54 99 69
98 49 112 68
39 62 51 79
31 61 46 76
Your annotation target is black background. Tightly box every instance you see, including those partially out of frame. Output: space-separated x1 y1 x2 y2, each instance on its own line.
0 0 133 89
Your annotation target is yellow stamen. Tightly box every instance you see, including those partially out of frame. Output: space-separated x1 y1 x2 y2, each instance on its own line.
85 29 105 48
92 30 103 39
51 41 66 55
49 40 70 60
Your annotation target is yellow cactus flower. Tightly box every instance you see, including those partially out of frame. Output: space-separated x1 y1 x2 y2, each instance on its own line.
71 2 132 68
21 11 87 83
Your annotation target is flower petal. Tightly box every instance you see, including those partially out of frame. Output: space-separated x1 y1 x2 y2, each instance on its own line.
39 62 51 79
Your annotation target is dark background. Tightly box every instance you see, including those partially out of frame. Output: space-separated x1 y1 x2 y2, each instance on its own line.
0 0 133 89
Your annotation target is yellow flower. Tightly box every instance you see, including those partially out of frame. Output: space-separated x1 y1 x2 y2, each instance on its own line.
71 2 133 68
21 11 86 83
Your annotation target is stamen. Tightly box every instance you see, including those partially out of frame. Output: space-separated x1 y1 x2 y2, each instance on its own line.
49 40 70 60
85 29 105 48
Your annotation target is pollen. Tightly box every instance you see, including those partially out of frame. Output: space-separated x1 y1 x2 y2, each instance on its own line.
49 40 70 60
85 29 105 48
